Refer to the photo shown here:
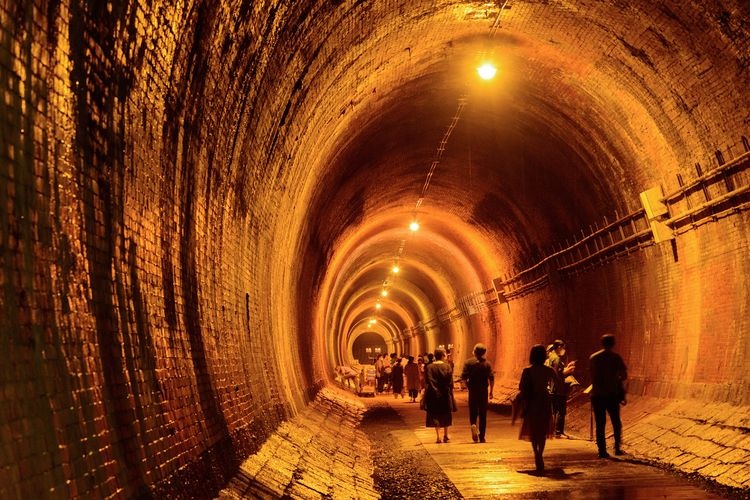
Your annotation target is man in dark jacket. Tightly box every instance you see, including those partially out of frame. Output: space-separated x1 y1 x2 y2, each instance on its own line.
546 340 576 438
461 343 495 443
589 334 628 458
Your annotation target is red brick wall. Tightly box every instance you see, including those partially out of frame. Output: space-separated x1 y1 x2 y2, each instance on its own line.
0 2 312 497
493 211 750 406
1 0 749 498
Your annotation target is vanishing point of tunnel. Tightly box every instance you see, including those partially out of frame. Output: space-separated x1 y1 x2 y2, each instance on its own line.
1 1 749 498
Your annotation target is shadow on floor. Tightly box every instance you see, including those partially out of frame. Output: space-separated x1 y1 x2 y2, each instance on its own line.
518 467 585 480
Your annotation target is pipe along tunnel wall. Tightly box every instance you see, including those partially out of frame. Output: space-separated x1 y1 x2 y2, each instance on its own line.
1 1 749 497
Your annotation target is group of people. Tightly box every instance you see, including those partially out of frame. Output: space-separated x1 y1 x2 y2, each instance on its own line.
380 334 627 473
414 344 495 445
516 334 628 471
374 350 455 402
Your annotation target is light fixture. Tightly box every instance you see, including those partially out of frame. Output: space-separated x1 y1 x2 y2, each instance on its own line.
477 62 497 80
409 220 420 232
375 302 382 310
391 263 400 274
381 288 389 297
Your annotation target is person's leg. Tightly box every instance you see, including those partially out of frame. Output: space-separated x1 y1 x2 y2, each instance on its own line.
538 435 546 470
608 397 623 453
592 396 609 457
477 397 488 442
468 394 479 425
435 422 442 443
531 438 543 470
468 393 479 442
555 395 567 436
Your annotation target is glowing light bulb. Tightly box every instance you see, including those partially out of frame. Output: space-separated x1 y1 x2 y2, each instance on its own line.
375 302 382 310
409 221 420 232
477 62 497 80
381 289 389 297
392 264 400 274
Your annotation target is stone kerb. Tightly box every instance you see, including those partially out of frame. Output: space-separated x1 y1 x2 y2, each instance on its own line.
562 395 750 490
218 387 379 499
491 382 749 490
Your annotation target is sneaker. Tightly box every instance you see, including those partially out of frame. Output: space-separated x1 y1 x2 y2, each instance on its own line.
479 437 486 443
555 433 569 439
614 449 625 456
598 451 610 459
471 424 479 443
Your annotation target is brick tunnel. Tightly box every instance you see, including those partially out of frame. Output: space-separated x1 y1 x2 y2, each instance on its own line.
1 1 749 498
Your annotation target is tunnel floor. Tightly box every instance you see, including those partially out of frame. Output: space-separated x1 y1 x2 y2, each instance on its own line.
366 391 733 499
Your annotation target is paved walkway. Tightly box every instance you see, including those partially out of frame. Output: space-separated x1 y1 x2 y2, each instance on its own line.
382 391 728 499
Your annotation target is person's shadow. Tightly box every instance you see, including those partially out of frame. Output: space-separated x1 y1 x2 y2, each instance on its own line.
518 468 584 479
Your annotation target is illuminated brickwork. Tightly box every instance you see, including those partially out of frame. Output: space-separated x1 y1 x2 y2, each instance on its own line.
0 0 748 497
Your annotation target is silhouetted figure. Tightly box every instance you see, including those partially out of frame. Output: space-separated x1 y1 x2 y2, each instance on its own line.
424 348 453 444
404 356 421 402
391 357 404 398
382 356 393 393
460 343 495 443
417 356 425 389
546 340 576 438
375 354 386 393
425 352 434 366
518 344 559 471
589 334 628 458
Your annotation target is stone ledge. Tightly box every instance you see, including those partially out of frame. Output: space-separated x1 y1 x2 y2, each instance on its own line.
218 387 378 499
560 394 750 490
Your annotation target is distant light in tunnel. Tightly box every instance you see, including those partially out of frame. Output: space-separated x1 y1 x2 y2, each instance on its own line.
391 264 400 274
375 302 382 310
409 220 420 232
381 289 389 297
477 62 497 80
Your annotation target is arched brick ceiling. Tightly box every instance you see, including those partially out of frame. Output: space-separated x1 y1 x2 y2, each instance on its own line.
3 1 748 496
291 1 748 370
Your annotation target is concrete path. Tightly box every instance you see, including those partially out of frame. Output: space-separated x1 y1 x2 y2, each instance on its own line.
382 391 727 499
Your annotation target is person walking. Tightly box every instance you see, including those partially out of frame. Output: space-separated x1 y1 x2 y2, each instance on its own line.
460 343 495 443
391 357 404 398
424 348 454 444
589 333 628 458
517 344 559 472
375 354 385 394
417 356 425 389
404 356 421 402
546 340 576 438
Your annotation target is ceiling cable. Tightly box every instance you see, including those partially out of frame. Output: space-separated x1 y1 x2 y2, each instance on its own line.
369 6 507 325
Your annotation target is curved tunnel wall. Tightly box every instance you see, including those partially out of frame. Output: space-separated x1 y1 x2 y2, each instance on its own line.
1 0 749 497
